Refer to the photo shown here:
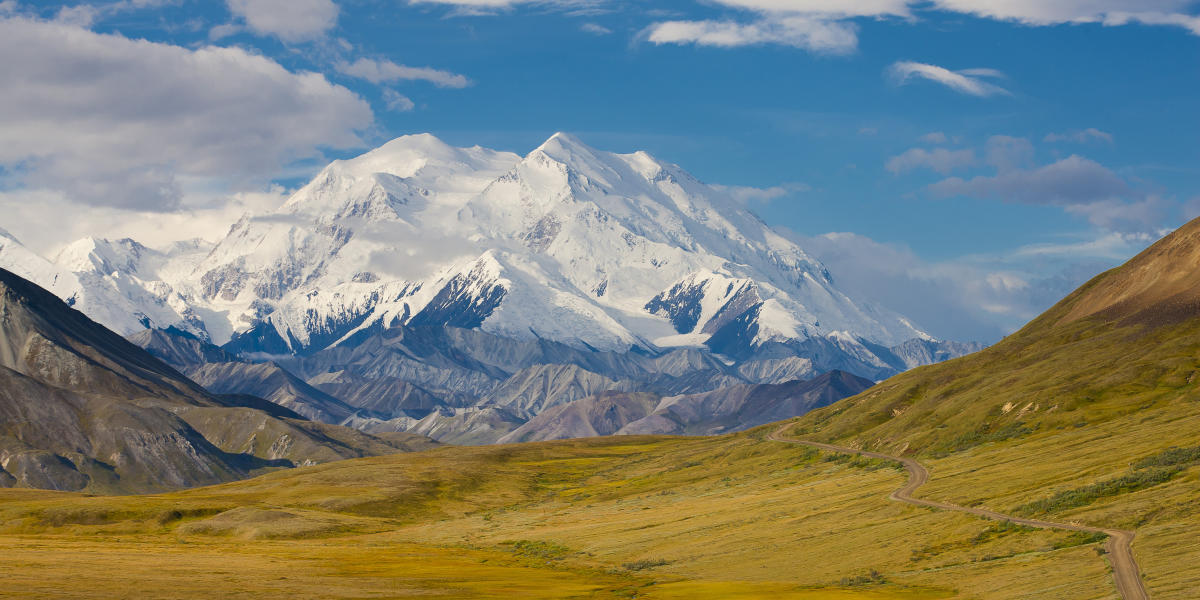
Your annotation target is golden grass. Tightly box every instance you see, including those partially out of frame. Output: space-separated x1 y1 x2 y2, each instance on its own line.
0 431 1120 599
780 296 1200 599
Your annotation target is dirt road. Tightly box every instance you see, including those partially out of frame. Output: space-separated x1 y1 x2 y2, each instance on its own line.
767 425 1149 600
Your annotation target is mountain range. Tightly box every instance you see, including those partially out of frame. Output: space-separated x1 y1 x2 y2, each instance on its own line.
0 133 981 444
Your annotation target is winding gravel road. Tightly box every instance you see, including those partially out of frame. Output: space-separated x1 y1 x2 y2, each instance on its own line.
768 425 1149 600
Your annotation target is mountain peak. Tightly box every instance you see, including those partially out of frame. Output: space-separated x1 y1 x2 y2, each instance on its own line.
54 236 147 275
531 131 597 161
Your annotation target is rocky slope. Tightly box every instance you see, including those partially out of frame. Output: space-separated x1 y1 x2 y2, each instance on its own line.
499 370 873 443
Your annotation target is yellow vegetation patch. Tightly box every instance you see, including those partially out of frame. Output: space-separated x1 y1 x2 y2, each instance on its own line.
0 431 1125 599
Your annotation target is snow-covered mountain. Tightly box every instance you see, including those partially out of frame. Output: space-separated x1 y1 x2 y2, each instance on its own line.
0 133 944 364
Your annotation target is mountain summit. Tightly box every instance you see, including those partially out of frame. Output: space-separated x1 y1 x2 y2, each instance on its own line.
0 134 939 359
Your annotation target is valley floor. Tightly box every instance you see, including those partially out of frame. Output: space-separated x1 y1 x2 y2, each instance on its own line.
0 426 1162 599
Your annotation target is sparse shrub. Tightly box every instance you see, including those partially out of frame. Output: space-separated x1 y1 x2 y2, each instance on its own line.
503 539 570 560
1052 530 1108 549
622 558 670 571
970 520 1035 544
1132 445 1200 470
839 569 886 586
1016 467 1182 515
932 421 1033 456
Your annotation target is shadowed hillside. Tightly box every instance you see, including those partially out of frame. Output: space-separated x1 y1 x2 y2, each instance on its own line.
0 268 434 494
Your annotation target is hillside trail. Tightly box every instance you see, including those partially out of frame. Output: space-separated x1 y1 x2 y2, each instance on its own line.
767 424 1149 600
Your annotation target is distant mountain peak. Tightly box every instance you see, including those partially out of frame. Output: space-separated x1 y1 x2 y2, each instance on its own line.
1 134 944 364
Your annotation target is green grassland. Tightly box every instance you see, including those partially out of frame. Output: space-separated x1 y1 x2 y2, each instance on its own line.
0 431 1114 599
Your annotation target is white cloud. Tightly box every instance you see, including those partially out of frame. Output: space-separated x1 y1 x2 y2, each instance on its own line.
930 0 1200 34
644 15 858 53
407 0 602 14
581 22 611 34
382 88 416 112
0 16 372 210
208 23 242 40
410 0 531 6
639 0 1200 57
920 131 949 144
1011 231 1161 259
0 185 290 256
226 0 338 42
709 0 910 17
1044 128 1115 144
887 61 1010 97
54 4 100 26
930 155 1129 207
984 135 1034 171
336 57 471 88
784 229 1129 342
886 147 976 175
1064 196 1172 234
927 154 1176 234
710 182 809 204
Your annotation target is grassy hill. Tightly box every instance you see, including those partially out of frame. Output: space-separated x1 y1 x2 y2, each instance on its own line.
782 217 1200 597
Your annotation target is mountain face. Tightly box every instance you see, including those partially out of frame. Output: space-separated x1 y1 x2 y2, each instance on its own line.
0 133 969 362
0 268 425 493
498 370 874 443
1 134 983 445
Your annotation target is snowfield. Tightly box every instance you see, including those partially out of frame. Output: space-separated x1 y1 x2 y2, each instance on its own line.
0 132 936 359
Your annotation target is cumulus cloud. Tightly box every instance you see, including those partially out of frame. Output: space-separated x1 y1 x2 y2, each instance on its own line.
0 16 372 210
927 154 1174 234
0 185 291 256
930 155 1129 207
336 57 471 88
382 88 416 112
887 61 1010 97
226 0 339 42
886 147 976 175
1044 128 1115 144
644 16 858 53
54 4 100 26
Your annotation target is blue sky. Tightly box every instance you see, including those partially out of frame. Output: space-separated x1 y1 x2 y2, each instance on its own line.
1 0 1197 341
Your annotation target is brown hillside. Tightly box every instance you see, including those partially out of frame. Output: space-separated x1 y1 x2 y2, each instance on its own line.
1046 216 1200 329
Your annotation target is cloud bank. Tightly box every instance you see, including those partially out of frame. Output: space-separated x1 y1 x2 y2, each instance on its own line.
0 16 372 210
